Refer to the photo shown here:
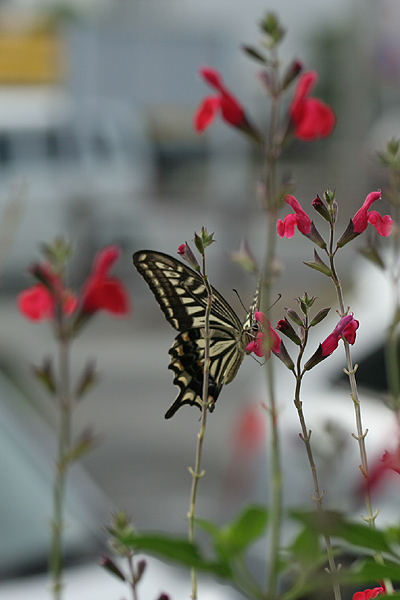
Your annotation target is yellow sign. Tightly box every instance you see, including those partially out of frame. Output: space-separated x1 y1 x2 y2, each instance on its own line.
0 29 60 84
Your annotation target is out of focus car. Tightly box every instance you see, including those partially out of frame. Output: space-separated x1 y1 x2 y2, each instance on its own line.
0 367 241 600
0 88 157 287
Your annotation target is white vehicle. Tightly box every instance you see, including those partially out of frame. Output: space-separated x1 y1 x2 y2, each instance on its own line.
0 87 155 285
0 367 241 600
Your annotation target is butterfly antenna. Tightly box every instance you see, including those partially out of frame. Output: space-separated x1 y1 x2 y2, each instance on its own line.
232 289 247 314
268 293 282 311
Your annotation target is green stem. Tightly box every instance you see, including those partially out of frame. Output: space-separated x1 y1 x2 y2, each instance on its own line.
51 336 72 600
262 48 283 599
188 256 212 600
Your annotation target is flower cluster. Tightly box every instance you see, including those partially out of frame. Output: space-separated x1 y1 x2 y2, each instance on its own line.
194 67 335 143
277 190 393 242
18 245 130 324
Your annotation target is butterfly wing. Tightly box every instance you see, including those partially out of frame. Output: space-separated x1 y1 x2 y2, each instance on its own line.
133 250 253 418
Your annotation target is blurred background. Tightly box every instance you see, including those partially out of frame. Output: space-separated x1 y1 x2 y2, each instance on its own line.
0 0 399 594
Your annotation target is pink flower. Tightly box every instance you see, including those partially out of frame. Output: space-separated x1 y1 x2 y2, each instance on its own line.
194 67 246 132
246 311 281 358
80 245 130 315
352 190 393 236
277 195 312 238
366 442 400 491
17 264 78 322
289 71 336 140
320 314 359 357
353 587 385 600
304 314 359 371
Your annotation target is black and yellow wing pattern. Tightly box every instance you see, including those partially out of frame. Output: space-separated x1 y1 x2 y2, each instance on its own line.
133 250 259 419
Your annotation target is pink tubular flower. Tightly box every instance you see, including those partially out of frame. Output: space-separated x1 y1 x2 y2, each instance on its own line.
304 314 359 371
277 195 312 238
289 71 336 140
366 442 400 491
352 190 393 236
80 245 130 315
246 311 281 358
17 264 78 322
321 314 359 357
194 67 246 132
353 587 385 600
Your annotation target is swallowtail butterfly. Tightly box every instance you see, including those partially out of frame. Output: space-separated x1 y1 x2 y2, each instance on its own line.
133 250 260 419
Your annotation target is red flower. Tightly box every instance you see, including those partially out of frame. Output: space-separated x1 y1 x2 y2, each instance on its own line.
246 311 281 358
353 586 385 600
289 71 336 140
194 67 246 132
320 314 359 357
304 314 359 371
366 442 400 491
17 264 78 322
277 195 312 238
81 245 130 315
352 190 393 236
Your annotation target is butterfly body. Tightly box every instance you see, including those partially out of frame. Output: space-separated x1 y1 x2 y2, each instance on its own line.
133 250 259 419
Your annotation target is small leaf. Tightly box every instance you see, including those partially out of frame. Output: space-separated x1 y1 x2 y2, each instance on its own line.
309 307 331 327
303 260 332 277
32 358 57 395
241 44 268 64
116 531 231 578
75 360 99 400
63 428 97 464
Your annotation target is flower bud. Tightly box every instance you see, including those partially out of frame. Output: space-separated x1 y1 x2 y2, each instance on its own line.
177 243 200 271
99 556 126 582
312 194 330 222
286 307 303 326
281 59 303 91
309 307 331 327
276 317 301 345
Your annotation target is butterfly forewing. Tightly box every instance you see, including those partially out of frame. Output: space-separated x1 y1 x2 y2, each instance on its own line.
133 250 259 418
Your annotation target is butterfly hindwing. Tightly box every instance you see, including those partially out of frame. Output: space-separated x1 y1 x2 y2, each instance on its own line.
133 250 257 418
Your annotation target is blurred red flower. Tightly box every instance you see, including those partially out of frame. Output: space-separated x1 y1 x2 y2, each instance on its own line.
17 264 78 321
81 245 129 315
194 67 246 132
353 586 385 600
289 71 335 140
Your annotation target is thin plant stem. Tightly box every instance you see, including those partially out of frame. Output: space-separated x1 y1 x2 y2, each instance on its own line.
51 334 72 600
294 325 342 600
262 45 283 599
187 253 212 600
327 227 394 594
127 553 139 600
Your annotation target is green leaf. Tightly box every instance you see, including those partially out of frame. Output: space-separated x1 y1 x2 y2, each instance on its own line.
290 526 323 568
116 531 231 578
290 510 396 556
202 505 269 560
241 44 268 64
